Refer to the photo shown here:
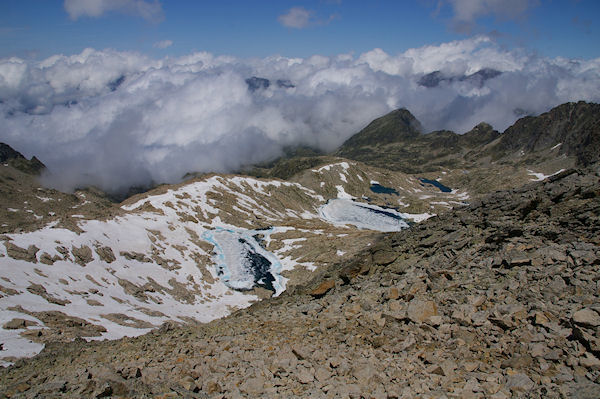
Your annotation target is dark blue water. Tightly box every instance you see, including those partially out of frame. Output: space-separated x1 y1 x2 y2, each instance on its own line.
370 183 399 195
238 238 276 292
419 178 452 193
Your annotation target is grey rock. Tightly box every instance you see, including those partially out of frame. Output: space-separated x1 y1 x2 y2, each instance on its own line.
95 246 116 263
296 366 314 384
407 299 437 323
573 308 600 327
72 245 93 266
505 373 534 392
4 242 39 262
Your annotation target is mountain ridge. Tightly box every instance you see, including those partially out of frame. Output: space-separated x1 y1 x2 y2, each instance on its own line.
336 101 599 175
0 143 45 176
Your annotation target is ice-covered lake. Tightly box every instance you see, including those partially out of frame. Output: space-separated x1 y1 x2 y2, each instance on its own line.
202 227 286 295
202 199 412 295
318 198 410 232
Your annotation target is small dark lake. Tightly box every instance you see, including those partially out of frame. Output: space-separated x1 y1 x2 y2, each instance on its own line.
370 183 399 195
419 178 452 193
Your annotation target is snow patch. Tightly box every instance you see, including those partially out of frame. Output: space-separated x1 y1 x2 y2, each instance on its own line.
527 169 565 181
335 185 354 200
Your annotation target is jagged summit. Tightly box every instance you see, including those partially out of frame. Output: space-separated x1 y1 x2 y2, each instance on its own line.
0 143 45 175
493 101 600 166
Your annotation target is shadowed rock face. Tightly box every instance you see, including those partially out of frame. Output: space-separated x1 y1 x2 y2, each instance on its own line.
493 101 600 166
0 143 45 175
0 143 24 162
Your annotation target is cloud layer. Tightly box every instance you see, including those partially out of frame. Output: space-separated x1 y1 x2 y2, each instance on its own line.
444 0 539 33
278 7 313 29
1 37 599 194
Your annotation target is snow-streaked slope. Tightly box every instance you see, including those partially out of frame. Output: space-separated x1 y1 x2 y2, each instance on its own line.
0 175 325 366
1 163 471 365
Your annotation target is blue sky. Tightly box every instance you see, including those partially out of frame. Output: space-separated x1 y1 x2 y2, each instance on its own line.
1 0 598 60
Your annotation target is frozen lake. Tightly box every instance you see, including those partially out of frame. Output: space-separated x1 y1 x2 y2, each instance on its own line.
202 228 285 295
318 198 410 232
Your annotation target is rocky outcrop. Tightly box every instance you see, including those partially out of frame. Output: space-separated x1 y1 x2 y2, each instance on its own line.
4 242 39 263
1 163 598 398
71 245 93 266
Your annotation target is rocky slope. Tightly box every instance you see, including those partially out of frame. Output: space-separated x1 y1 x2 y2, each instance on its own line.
492 101 600 167
1 162 598 398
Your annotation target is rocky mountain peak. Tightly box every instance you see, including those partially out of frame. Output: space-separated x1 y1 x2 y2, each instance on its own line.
495 101 600 165
0 142 45 175
0 143 25 163
460 122 500 147
418 68 502 88
338 108 422 150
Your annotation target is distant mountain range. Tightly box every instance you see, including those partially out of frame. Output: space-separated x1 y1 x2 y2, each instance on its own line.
417 68 502 88
245 76 295 92
251 101 599 195
336 101 600 172
245 68 503 93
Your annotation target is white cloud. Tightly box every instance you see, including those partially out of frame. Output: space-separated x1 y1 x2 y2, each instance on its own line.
278 7 312 29
64 0 164 22
0 38 598 195
446 0 539 32
153 39 173 49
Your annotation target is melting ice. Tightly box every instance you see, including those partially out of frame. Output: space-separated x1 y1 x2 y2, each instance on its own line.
202 228 285 295
318 199 410 232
